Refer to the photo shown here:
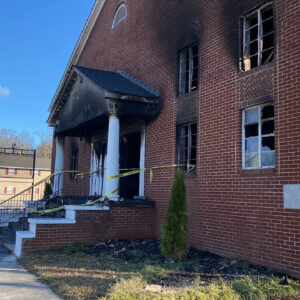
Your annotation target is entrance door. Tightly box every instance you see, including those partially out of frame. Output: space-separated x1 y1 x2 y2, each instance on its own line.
119 132 141 198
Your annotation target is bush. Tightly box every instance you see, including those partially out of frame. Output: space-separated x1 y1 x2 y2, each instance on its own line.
160 171 188 259
43 182 53 197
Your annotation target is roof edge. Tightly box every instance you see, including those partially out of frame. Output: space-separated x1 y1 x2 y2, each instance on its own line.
48 0 106 118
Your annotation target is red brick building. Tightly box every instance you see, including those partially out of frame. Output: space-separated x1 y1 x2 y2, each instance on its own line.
47 0 300 277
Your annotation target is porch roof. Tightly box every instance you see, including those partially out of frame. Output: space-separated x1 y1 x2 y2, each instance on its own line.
75 66 158 99
49 66 159 136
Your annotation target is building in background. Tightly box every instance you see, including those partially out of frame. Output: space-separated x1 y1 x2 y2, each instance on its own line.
0 151 51 201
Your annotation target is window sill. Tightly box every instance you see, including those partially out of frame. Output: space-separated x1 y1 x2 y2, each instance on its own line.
239 61 275 77
239 168 276 177
184 170 196 178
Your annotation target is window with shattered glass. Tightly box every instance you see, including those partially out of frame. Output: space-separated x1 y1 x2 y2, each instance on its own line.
242 2 273 71
242 104 275 169
179 44 198 95
178 123 197 171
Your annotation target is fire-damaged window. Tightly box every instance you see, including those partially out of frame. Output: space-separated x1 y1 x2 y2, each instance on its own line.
178 123 197 171
179 44 198 95
242 103 275 169
241 2 274 71
70 150 78 179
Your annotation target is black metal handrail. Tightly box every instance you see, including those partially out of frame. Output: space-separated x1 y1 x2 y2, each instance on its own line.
0 171 103 226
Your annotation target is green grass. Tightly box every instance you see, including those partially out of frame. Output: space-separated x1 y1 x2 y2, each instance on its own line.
19 243 300 300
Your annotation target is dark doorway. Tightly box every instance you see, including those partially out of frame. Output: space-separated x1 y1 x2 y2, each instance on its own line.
119 132 140 198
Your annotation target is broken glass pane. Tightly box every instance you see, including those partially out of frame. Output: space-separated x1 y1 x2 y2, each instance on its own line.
245 108 259 124
261 151 275 167
262 136 274 151
261 5 273 21
262 105 274 119
262 120 274 135
245 152 259 168
246 137 258 153
245 124 258 138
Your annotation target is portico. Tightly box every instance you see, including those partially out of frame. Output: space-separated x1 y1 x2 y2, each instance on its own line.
49 66 159 201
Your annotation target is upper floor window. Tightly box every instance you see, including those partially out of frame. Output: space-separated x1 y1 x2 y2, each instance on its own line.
242 103 274 169
179 44 198 95
242 2 274 71
112 3 127 29
178 123 197 172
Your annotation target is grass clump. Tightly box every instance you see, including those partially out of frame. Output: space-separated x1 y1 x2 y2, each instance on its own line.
141 265 168 283
161 171 188 259
232 276 300 300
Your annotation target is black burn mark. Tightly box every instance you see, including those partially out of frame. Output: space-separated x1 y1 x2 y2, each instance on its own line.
147 0 204 76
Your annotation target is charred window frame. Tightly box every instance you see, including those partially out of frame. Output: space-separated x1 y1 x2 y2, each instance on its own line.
177 123 197 172
70 150 78 179
242 103 275 169
241 2 274 71
179 44 198 95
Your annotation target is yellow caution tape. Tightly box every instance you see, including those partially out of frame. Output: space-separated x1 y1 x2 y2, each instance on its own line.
26 188 118 214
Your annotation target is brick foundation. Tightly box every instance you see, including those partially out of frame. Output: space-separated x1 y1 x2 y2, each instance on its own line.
22 205 155 254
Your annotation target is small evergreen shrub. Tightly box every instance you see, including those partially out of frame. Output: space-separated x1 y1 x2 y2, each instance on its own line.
43 182 53 197
160 171 188 259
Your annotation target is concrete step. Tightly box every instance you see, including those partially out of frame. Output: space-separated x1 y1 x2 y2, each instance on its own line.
8 220 29 231
0 233 15 253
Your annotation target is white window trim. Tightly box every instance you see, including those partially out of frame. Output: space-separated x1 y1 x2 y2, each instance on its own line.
242 2 273 71
8 168 16 175
112 3 127 29
7 186 15 194
242 103 275 169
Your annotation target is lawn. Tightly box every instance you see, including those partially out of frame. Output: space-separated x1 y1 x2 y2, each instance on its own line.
20 240 300 300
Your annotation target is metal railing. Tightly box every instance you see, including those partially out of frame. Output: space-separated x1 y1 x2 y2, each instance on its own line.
0 174 55 226
0 171 103 226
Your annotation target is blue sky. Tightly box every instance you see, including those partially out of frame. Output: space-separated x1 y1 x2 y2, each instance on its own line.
0 0 95 142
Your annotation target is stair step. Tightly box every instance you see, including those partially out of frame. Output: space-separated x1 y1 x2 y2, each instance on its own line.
0 233 15 253
0 227 17 240
8 221 29 231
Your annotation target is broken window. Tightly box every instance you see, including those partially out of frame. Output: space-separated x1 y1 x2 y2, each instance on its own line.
112 3 127 29
70 150 78 179
178 123 197 171
243 103 275 168
242 2 274 71
179 44 198 95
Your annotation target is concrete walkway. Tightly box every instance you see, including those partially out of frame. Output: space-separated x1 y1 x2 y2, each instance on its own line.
0 244 61 300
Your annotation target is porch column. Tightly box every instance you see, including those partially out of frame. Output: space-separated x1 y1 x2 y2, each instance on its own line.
139 126 145 197
105 101 120 200
54 137 64 195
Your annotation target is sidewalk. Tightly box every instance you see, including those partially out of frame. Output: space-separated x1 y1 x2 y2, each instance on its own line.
0 244 61 300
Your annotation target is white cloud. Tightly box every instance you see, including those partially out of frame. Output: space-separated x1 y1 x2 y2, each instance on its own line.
0 85 10 97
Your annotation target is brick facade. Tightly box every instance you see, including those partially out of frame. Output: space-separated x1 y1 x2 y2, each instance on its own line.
51 0 300 278
22 206 155 253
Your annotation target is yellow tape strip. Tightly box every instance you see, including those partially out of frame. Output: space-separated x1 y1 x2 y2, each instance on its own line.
26 188 118 214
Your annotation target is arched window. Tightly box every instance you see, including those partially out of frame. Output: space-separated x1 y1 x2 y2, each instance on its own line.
112 3 127 28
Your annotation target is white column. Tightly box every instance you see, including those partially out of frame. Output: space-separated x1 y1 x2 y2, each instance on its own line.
105 113 120 200
139 127 145 197
54 137 64 195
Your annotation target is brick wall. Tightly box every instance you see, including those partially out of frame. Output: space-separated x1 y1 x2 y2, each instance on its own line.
62 137 91 196
51 0 300 278
22 206 155 253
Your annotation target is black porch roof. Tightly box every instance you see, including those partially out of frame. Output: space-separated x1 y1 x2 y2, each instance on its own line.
74 66 158 99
